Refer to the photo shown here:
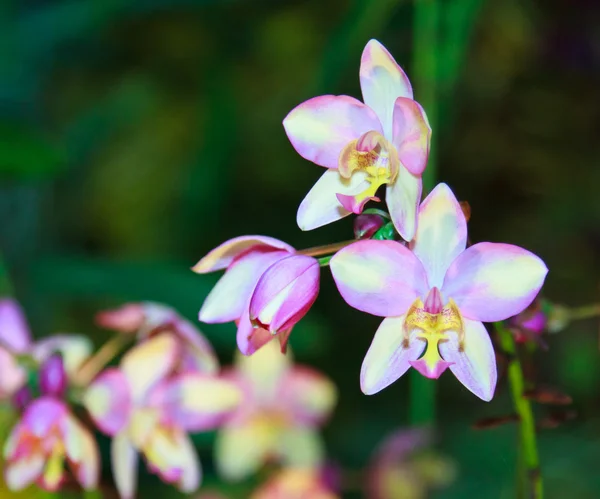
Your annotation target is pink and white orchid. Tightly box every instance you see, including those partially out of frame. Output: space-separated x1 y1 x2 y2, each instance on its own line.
96 301 218 374
194 236 319 355
0 298 92 400
84 332 241 499
330 183 548 400
215 341 336 481
3 396 99 492
283 39 431 240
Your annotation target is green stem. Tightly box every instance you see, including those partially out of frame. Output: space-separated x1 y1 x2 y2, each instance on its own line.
567 303 600 321
409 0 440 427
496 322 543 499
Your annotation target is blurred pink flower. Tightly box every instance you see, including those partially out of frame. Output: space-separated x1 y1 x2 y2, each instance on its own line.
84 333 241 499
367 428 456 499
96 301 218 374
331 184 548 400
0 298 92 399
3 396 99 492
215 342 336 481
283 39 431 240
251 468 339 499
194 235 315 355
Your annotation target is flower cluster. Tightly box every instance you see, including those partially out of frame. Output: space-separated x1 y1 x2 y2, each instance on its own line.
196 39 548 401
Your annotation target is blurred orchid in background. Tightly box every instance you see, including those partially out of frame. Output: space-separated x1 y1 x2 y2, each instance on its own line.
367 428 456 499
96 301 219 373
331 183 548 400
3 352 99 492
283 39 431 240
194 236 319 355
84 332 241 498
250 468 339 499
0 298 92 400
215 341 336 481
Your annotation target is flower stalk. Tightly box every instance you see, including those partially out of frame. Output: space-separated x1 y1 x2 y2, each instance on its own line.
298 240 356 258
496 321 543 499
74 334 131 387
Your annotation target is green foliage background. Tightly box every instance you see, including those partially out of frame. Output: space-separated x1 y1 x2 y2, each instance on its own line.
1 0 599 497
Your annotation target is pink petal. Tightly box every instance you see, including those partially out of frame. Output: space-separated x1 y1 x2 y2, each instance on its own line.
442 243 549 322
84 368 132 435
438 319 497 401
0 298 31 352
173 317 219 374
21 397 67 439
250 255 320 333
112 433 138 499
192 236 294 274
121 332 179 401
236 305 277 356
199 249 290 324
297 169 369 231
279 367 337 425
150 373 241 431
236 340 291 400
386 164 422 241
391 97 431 175
283 95 382 169
144 429 201 493
4 453 45 491
96 303 146 332
360 39 413 139
330 240 427 317
32 335 92 378
410 183 467 288
0 347 26 398
63 415 100 489
360 316 425 395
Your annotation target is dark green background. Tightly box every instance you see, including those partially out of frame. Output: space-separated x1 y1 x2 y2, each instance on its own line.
1 0 599 497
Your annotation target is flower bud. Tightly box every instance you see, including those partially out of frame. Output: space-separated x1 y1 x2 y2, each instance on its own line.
250 255 320 334
354 214 385 239
12 385 32 412
39 353 67 398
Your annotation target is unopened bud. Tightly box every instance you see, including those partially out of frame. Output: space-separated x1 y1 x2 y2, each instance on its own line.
39 353 67 398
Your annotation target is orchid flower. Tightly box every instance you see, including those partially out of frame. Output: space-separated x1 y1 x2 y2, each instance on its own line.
84 332 241 499
3 396 99 492
96 301 218 374
194 236 318 355
251 468 339 499
330 183 548 400
283 39 431 240
215 341 336 481
0 298 92 399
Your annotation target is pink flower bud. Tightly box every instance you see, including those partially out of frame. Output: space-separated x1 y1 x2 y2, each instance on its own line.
96 303 145 333
250 255 320 334
354 214 386 239
12 385 32 412
39 353 67 398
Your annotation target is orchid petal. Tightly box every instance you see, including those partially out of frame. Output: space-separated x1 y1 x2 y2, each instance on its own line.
278 427 323 468
174 318 219 374
21 397 67 438
63 415 99 489
151 373 241 431
96 303 145 333
386 163 422 242
438 319 497 401
236 309 276 356
360 316 425 395
112 433 138 499
32 335 92 377
121 333 179 401
192 236 294 273
330 240 427 317
283 95 382 169
0 299 31 352
199 249 290 323
442 243 548 322
84 368 132 435
0 347 26 398
144 429 201 493
392 97 431 175
5 453 45 490
236 340 290 400
411 183 467 288
250 255 320 333
215 422 274 481
297 169 369 231
360 39 413 139
280 367 336 425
